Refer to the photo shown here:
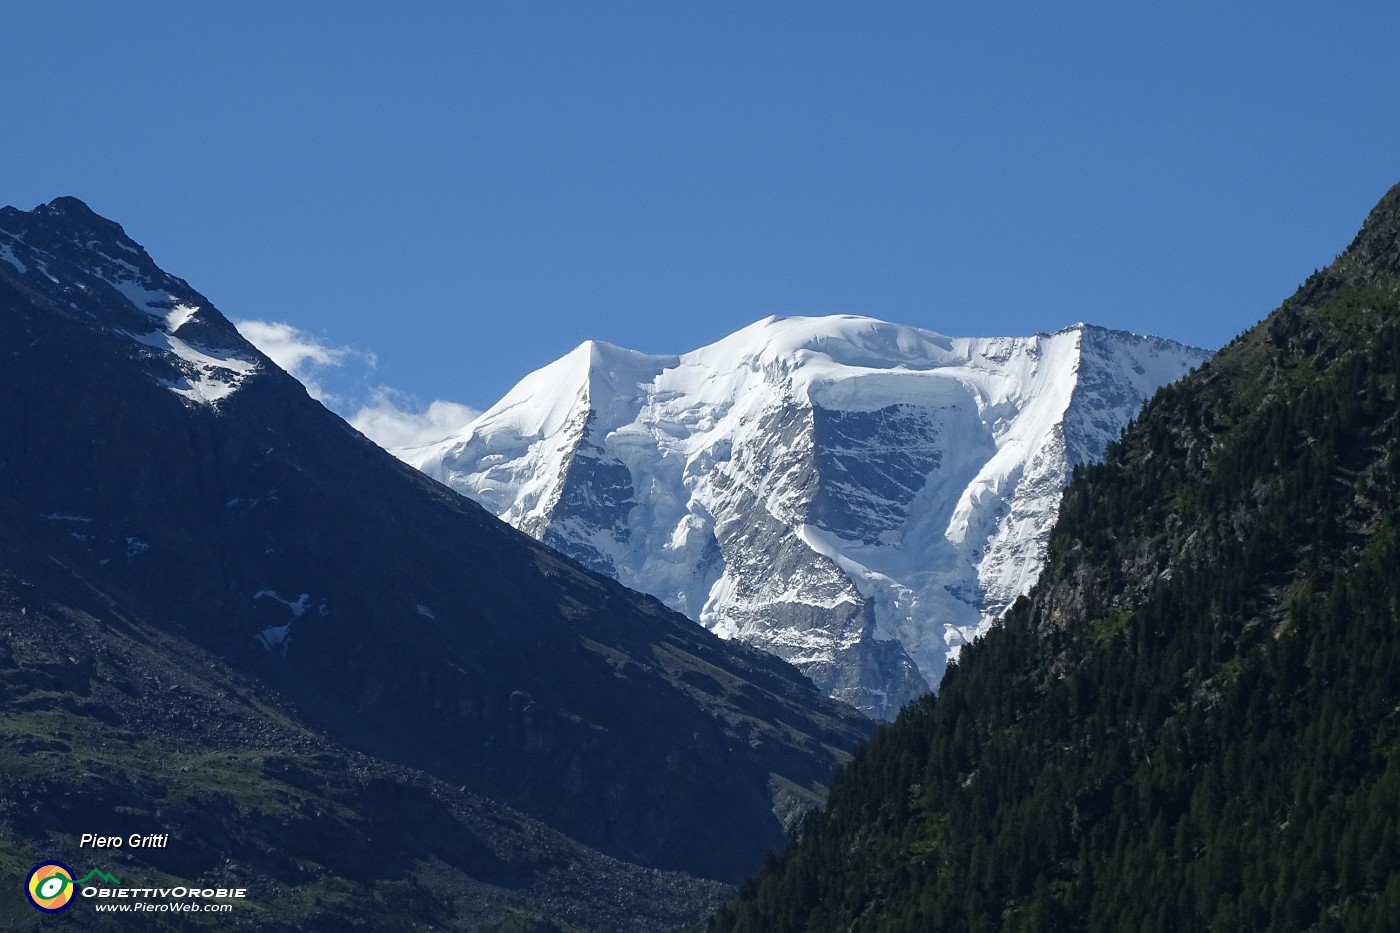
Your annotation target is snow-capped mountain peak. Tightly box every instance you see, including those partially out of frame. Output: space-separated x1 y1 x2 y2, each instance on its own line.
402 315 1212 718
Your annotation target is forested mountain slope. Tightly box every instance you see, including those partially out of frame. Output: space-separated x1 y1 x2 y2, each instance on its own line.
704 184 1400 933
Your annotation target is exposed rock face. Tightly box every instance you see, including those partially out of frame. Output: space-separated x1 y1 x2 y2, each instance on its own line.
400 317 1211 718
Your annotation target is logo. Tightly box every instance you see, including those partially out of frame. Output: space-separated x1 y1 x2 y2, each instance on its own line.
24 863 123 912
25 862 76 913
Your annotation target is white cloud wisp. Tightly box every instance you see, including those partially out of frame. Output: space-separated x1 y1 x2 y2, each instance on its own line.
349 389 480 450
234 319 368 403
235 319 479 451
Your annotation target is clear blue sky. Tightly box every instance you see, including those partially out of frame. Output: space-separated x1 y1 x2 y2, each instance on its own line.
7 2 1400 435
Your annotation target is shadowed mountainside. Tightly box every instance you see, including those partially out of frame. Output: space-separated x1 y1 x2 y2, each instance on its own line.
0 197 872 930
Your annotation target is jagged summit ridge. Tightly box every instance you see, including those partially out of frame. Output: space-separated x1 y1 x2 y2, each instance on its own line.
402 315 1212 718
0 197 260 407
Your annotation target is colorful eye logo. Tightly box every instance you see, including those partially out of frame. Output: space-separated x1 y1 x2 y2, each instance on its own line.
26 862 76 912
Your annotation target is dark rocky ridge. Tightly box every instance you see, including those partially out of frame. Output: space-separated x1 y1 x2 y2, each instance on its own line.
0 198 872 926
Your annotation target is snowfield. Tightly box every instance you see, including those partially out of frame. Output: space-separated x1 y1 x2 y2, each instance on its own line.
398 315 1211 718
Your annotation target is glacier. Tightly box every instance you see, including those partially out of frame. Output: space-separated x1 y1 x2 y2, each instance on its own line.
398 315 1212 718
